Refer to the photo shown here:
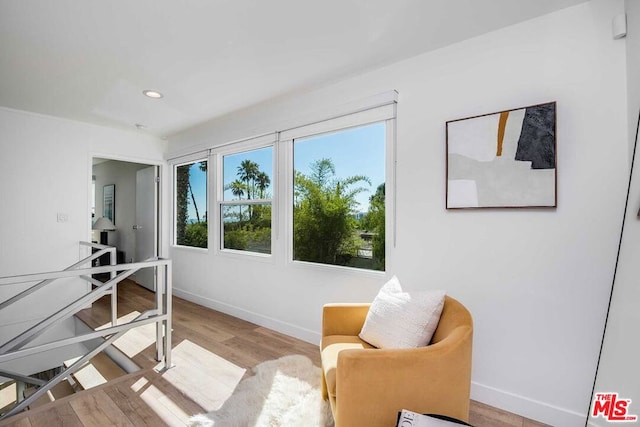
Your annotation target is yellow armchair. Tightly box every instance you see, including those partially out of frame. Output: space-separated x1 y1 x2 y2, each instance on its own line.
320 296 473 427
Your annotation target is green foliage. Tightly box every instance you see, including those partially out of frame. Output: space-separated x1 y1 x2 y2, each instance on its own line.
224 228 248 250
175 154 385 268
223 219 272 254
362 183 386 269
237 160 259 199
175 164 190 245
228 180 246 199
183 221 208 248
221 160 272 253
293 158 371 266
176 161 208 248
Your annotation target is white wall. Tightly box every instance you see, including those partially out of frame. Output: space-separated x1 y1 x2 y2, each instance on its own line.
0 107 166 345
627 0 640 158
587 1 640 425
168 1 628 425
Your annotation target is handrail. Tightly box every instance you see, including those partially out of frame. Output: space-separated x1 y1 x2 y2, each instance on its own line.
0 241 173 420
0 268 137 355
0 314 163 364
0 260 165 286
81 241 118 325
0 246 115 311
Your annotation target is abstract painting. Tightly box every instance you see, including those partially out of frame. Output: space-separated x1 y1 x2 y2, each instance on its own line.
446 102 556 209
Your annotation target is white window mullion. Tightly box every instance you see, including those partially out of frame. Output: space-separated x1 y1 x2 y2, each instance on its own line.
387 115 397 252
210 151 221 254
279 137 295 267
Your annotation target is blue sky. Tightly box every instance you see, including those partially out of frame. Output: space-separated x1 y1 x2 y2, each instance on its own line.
185 122 386 220
185 162 207 222
294 122 386 211
223 146 273 200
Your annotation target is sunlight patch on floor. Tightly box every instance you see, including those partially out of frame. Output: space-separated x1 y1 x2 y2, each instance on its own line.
0 381 16 413
154 340 246 411
97 311 156 358
64 356 107 389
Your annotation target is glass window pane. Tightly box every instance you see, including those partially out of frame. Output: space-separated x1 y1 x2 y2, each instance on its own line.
222 203 271 254
293 122 386 271
221 146 273 255
175 160 208 248
223 147 273 201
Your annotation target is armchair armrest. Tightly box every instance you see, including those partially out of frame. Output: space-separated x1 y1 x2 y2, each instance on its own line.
322 303 371 337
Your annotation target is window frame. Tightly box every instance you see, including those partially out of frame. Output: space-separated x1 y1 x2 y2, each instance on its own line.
212 134 277 259
280 104 396 274
171 153 209 251
167 93 397 274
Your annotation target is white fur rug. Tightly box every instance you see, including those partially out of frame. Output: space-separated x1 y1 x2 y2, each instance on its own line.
188 354 334 427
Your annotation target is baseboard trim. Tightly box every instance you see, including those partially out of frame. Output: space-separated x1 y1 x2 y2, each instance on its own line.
172 287 321 345
471 381 586 426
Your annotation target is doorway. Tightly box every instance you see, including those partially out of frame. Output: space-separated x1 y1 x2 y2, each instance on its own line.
91 158 160 291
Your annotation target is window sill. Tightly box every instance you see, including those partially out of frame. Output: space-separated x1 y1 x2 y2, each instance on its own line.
289 259 385 278
216 248 275 264
171 245 209 253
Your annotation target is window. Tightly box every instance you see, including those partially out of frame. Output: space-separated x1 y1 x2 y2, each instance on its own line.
292 122 387 271
220 146 273 254
174 159 208 248
170 93 396 269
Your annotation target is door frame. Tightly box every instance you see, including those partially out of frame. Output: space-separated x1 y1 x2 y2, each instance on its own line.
88 153 165 277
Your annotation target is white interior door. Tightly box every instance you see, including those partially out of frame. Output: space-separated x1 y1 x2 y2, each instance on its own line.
134 166 158 291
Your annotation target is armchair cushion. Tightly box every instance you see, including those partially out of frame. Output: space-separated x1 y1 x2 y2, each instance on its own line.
359 276 446 349
321 335 375 398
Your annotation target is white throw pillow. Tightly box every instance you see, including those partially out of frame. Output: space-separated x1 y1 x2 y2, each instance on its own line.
359 276 446 349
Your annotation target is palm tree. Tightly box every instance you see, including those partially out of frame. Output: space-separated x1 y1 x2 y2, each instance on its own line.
186 161 207 224
188 182 201 223
175 164 190 244
237 160 259 199
228 180 246 224
237 160 259 220
229 180 245 199
256 171 271 199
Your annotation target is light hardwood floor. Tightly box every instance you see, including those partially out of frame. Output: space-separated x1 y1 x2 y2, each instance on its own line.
0 280 550 427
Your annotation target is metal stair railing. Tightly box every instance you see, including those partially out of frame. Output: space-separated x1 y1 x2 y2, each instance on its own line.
0 241 172 420
2 310 155 418
80 241 119 326
0 243 117 324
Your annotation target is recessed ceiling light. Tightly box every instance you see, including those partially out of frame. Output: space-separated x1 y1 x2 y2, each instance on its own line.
143 90 163 99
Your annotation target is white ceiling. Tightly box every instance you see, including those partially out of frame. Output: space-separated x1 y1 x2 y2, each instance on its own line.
0 0 587 138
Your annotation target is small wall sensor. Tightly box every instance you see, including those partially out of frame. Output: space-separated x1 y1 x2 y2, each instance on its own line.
613 13 627 40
